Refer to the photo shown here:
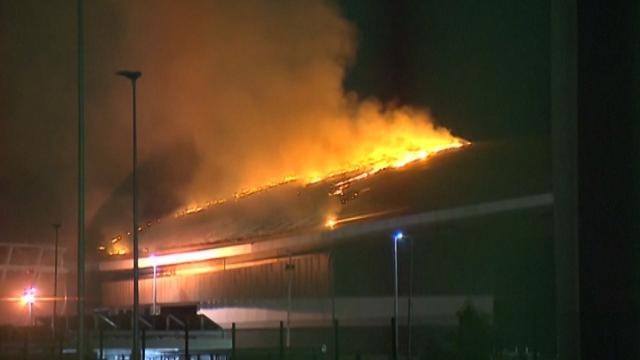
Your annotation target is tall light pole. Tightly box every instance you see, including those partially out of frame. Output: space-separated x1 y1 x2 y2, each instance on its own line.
393 231 403 360
117 69 142 360
52 223 61 335
76 0 86 358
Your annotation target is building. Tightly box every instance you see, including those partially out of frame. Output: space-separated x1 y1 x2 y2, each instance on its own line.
93 138 555 357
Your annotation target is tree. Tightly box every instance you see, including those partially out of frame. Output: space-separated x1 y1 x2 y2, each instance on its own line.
456 301 492 360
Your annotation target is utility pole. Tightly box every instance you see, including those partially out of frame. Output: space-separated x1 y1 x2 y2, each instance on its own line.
116 69 142 360
76 0 86 358
393 232 403 360
285 255 295 348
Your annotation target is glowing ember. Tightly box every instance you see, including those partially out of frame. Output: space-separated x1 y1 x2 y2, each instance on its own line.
324 209 405 229
99 244 253 271
106 246 128 256
325 217 337 229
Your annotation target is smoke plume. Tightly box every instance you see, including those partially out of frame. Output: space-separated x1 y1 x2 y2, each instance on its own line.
104 0 459 206
0 0 462 245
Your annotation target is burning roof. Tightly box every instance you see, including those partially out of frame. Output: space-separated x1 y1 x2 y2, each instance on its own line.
111 138 549 256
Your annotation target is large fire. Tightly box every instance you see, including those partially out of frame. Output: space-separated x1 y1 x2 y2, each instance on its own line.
177 119 469 217
92 0 474 255
99 106 469 254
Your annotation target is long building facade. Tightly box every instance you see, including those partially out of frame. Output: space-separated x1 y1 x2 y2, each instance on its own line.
91 139 556 356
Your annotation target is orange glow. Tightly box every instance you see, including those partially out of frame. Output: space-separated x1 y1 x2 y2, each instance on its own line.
286 122 469 185
0 295 65 303
185 205 205 215
100 111 469 248
169 104 470 219
325 217 337 229
99 243 253 271
325 209 404 229
107 245 128 256
176 137 469 218
174 258 280 276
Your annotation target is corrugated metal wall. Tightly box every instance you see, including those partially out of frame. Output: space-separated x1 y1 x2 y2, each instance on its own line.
102 253 329 307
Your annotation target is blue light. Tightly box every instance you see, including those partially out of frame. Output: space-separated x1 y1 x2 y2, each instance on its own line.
393 231 404 242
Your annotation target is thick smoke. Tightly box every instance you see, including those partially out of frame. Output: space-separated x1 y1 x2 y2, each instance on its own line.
0 0 460 246
105 0 457 207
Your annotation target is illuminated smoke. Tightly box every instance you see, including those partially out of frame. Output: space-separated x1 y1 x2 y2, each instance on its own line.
0 1 467 248
96 0 465 210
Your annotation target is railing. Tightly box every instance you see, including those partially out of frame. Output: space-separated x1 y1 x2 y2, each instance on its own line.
0 314 557 360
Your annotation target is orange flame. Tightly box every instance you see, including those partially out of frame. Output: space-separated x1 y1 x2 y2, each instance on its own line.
101 117 468 249
175 111 469 218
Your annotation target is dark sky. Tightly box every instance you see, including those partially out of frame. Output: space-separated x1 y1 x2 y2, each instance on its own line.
341 0 550 139
0 0 551 248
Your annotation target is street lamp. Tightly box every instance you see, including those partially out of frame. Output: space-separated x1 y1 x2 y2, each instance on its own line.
392 231 403 359
22 287 36 326
407 235 414 360
116 69 142 360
